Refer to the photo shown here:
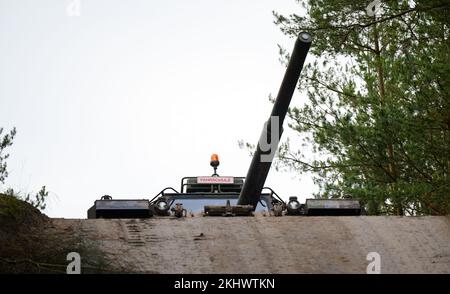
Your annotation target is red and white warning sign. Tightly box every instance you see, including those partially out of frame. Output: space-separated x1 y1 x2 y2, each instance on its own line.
197 176 234 184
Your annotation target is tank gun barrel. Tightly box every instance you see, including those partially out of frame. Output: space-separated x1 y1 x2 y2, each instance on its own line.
237 32 312 208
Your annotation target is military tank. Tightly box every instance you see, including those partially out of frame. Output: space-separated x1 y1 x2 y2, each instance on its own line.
87 32 361 219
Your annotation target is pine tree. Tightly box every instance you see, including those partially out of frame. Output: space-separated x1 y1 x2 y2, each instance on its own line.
273 0 449 215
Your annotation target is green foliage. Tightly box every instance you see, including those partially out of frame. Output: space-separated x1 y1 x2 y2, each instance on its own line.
5 186 49 211
0 127 16 185
273 0 450 215
1 127 49 211
25 186 48 210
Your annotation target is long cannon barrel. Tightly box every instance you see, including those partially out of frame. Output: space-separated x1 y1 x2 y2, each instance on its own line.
238 32 312 208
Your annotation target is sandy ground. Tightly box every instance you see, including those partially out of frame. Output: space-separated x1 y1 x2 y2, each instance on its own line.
51 216 450 274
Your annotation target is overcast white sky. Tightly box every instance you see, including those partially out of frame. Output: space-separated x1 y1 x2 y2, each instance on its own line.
0 0 317 218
